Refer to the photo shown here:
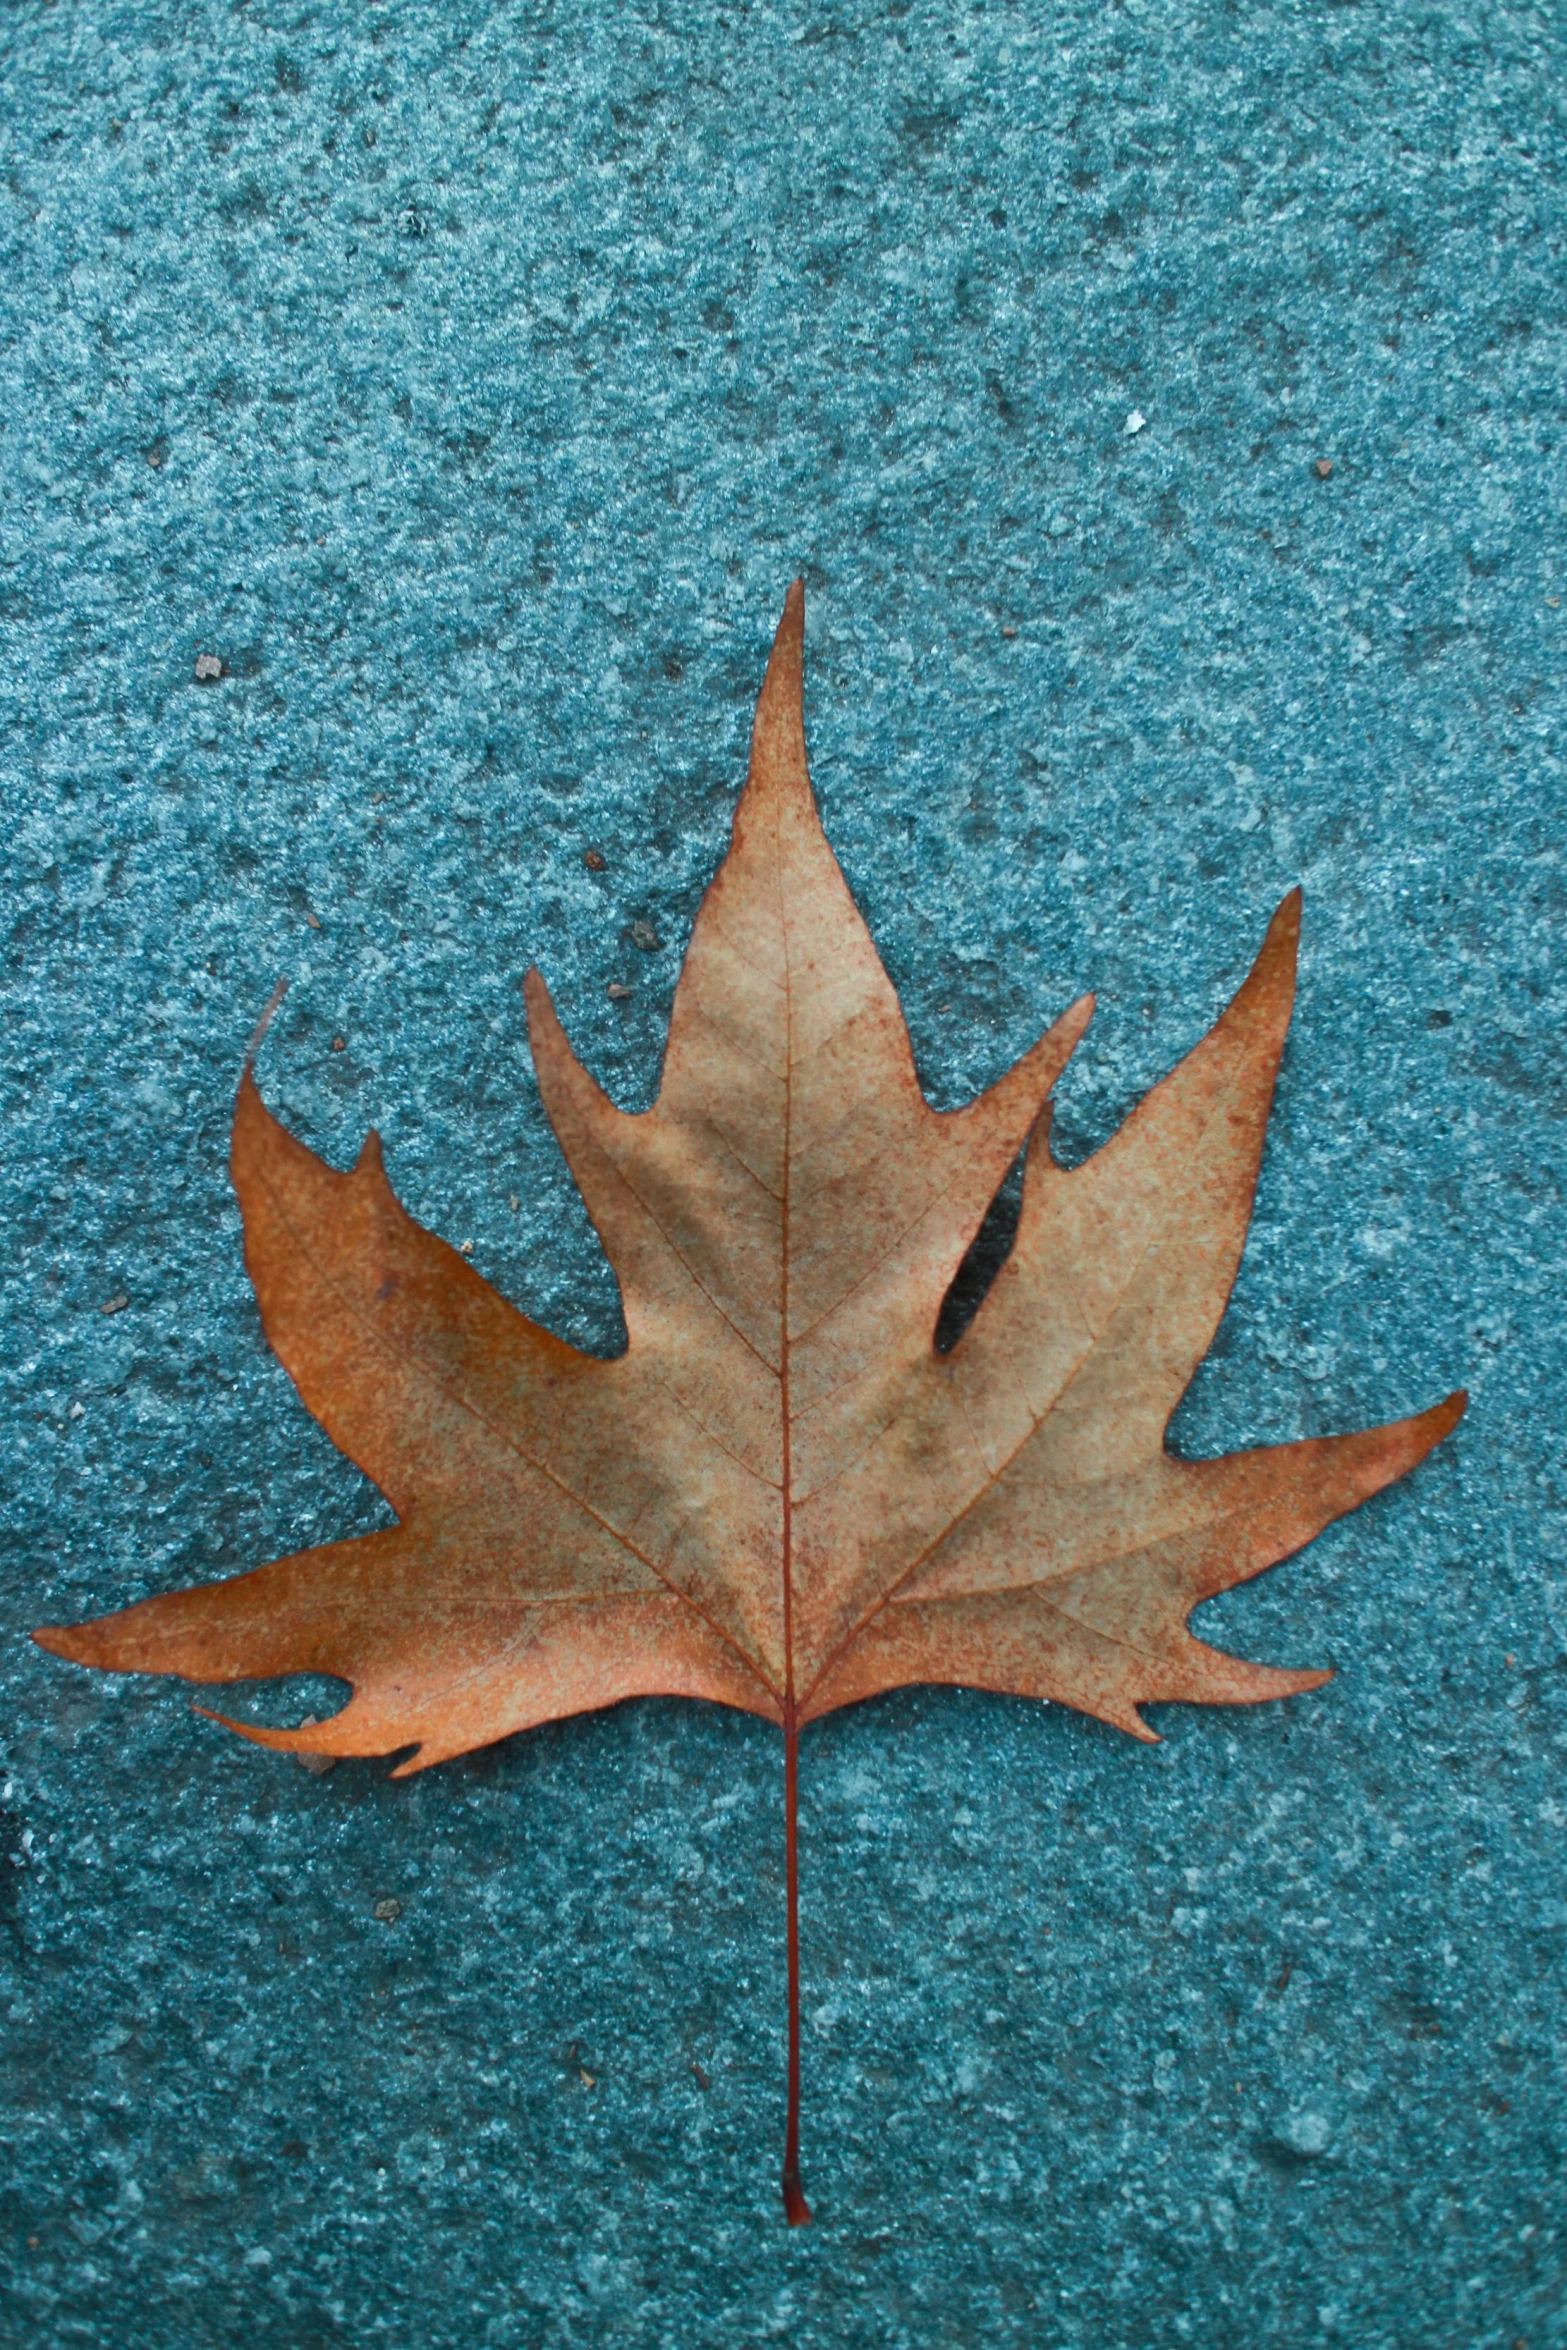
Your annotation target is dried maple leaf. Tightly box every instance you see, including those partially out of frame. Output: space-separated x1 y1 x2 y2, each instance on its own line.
37 583 1464 2222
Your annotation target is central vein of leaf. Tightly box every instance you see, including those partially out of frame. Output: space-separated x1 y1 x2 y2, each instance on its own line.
777 799 810 2226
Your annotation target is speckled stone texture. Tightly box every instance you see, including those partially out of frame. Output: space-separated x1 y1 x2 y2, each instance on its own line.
1 1 1563 2343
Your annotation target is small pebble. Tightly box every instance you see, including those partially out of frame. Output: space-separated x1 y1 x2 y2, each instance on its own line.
1315 458 1334 478
629 919 661 952
584 848 606 871
194 652 223 682
99 1294 129 1317
607 981 633 1001
1277 2109 1334 2158
304 910 321 930
373 1898 401 1924
459 1240 474 1255
331 1036 346 1052
1124 409 1146 435
68 1401 84 1420
1000 625 1018 639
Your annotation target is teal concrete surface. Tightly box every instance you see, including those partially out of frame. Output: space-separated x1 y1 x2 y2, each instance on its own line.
1 2 1563 2344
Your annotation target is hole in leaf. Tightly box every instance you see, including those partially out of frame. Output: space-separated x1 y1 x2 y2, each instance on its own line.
210 1673 351 1730
934 1148 1027 1355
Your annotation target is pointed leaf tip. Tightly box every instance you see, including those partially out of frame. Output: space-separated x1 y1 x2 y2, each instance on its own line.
191 1702 349 1759
1216 886 1302 1038
1384 1388 1467 1463
1062 990 1095 1045
1260 887 1302 968
760 579 805 698
1434 1388 1468 1436
739 580 813 832
32 1625 89 1664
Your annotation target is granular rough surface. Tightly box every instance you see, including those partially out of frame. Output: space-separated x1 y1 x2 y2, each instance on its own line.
1 4 1562 2346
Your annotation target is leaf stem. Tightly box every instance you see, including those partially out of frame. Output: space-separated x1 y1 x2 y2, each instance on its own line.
781 1705 811 2225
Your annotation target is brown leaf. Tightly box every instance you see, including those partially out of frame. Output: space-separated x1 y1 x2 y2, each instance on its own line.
36 582 1464 2221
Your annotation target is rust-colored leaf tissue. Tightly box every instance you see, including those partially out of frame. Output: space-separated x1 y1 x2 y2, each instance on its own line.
37 584 1464 2222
